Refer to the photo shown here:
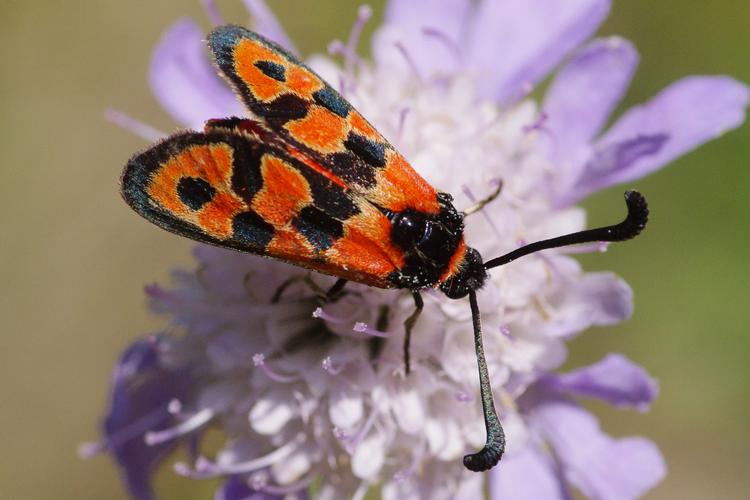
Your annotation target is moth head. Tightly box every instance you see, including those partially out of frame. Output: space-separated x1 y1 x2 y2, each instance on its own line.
439 247 487 299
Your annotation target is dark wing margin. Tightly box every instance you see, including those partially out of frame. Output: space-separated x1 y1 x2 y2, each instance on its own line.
121 131 274 254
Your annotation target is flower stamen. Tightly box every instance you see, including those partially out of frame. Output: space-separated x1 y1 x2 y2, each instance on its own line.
396 106 410 141
105 108 165 142
352 322 390 338
394 41 424 82
335 408 378 454
312 307 342 323
201 0 224 26
80 403 170 458
175 434 306 478
252 353 299 383
422 27 461 59
345 5 373 75
144 407 213 445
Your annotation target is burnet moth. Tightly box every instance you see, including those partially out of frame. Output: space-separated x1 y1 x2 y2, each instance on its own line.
121 25 649 472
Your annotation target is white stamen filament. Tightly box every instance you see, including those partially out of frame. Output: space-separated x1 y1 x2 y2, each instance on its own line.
338 408 378 454
312 307 347 325
175 433 306 478
396 106 410 141
253 353 299 383
81 404 170 458
105 108 165 142
144 408 214 445
353 322 390 338
422 27 461 59
394 41 423 82
201 0 224 26
345 5 373 77
77 441 107 459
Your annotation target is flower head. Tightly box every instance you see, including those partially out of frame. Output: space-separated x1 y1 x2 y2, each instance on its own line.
92 1 748 499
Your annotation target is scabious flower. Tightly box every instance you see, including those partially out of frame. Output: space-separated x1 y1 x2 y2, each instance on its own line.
89 0 748 499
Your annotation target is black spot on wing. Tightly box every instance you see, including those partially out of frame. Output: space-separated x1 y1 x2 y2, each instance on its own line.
254 60 286 81
312 87 351 118
291 165 360 221
327 152 377 189
255 93 309 126
229 140 265 204
293 206 344 252
311 185 360 221
344 133 386 168
232 210 275 249
177 177 216 210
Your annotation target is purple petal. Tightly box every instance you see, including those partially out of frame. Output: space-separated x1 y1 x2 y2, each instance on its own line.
149 19 244 129
490 442 571 500
242 0 299 55
542 271 633 338
381 0 472 77
543 37 639 170
466 0 611 103
543 354 658 411
532 401 666 499
565 75 750 203
102 337 192 500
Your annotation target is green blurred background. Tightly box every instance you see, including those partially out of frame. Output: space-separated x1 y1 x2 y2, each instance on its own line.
1 1 748 498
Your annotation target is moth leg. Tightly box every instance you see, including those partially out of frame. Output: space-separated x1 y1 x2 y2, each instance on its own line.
271 276 306 304
324 278 348 303
463 180 503 216
273 276 347 304
403 292 424 375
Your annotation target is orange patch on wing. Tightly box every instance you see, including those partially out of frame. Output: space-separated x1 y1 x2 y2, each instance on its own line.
369 152 440 214
193 143 235 185
327 231 398 281
284 106 347 154
197 191 246 238
147 144 238 215
267 229 314 259
285 65 323 98
251 155 312 226
348 112 382 143
234 39 287 101
327 203 404 276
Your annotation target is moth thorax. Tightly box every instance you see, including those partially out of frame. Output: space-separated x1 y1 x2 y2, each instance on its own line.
439 247 488 299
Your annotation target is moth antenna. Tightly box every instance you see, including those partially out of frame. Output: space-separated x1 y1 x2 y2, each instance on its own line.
463 291 505 472
484 190 649 270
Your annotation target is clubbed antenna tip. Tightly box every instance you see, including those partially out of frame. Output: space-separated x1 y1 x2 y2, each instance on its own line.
484 190 650 270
